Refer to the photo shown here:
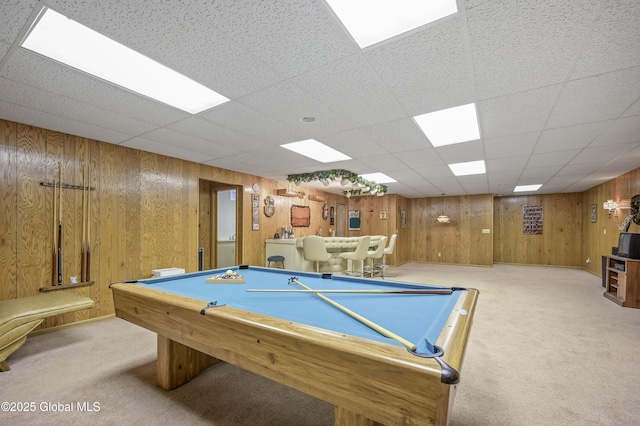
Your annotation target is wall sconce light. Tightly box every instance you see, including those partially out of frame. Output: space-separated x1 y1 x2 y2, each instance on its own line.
434 193 451 224
603 199 631 217
604 199 619 218
435 215 451 224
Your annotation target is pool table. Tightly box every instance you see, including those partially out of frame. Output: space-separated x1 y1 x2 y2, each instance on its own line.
110 265 478 426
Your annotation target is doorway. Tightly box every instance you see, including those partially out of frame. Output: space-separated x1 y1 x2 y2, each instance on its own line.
198 180 243 270
335 203 347 237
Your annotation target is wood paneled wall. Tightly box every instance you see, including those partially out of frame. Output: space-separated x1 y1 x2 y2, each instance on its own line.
345 194 403 266
0 120 260 329
582 168 640 276
493 193 583 266
406 194 494 266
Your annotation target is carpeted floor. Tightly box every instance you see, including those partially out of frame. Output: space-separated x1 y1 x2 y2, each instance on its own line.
1 263 639 425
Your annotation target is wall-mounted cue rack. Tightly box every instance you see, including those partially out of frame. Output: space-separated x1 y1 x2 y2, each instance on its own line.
39 181 96 191
38 163 96 292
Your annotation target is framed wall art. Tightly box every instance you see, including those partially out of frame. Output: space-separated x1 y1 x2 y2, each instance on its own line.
348 210 361 230
291 205 310 227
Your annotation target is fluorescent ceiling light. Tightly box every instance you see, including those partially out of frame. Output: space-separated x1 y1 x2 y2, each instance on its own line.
359 172 396 183
414 103 480 147
21 8 229 114
281 140 351 163
514 184 543 192
448 160 486 176
325 0 457 48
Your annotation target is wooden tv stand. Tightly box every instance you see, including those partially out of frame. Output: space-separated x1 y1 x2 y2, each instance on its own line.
604 255 640 308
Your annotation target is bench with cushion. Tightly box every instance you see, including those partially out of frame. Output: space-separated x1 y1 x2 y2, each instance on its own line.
0 292 94 371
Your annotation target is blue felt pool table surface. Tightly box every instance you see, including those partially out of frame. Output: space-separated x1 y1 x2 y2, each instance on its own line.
136 265 464 356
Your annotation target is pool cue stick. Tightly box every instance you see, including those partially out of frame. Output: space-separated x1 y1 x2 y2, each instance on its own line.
52 178 58 286
86 162 91 281
247 288 453 295
290 278 417 352
80 164 87 282
57 163 63 285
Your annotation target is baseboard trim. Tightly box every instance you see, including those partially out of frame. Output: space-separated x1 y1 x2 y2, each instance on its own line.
29 314 116 337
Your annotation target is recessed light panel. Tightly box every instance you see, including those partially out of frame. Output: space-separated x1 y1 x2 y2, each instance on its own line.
21 8 229 114
414 103 480 147
281 140 352 163
325 0 458 48
448 160 486 176
514 184 543 192
359 172 396 183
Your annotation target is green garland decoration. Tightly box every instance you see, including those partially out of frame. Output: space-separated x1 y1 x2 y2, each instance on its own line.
286 169 387 196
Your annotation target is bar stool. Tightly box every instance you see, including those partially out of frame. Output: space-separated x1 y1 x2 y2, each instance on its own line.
339 236 370 276
379 233 397 279
302 236 332 273
365 236 387 277
267 255 285 269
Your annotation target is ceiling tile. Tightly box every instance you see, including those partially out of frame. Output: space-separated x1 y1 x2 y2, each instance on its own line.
434 140 485 163
316 129 387 158
292 53 407 127
0 0 36 44
468 0 601 99
486 156 530 172
484 132 538 159
393 148 443 169
571 0 640 79
526 150 581 168
358 154 412 172
136 127 242 159
547 67 640 128
121 137 216 163
199 101 288 142
589 115 640 146
0 77 158 136
360 118 429 153
237 80 353 140
519 166 563 181
0 100 132 143
167 117 267 153
479 85 561 138
181 0 358 78
364 12 475 115
534 121 610 153
414 165 456 179
568 143 639 165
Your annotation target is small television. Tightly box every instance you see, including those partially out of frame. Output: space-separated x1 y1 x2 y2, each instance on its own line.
617 232 640 260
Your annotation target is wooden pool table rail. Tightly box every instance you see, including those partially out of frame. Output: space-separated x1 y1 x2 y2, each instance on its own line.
111 282 478 426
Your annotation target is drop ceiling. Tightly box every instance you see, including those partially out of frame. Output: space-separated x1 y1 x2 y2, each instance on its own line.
1 0 639 198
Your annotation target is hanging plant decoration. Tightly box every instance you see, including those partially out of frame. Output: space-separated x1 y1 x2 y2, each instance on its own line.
286 169 387 197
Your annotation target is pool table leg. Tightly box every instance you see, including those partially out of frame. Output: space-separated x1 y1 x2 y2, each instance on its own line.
334 406 384 426
156 335 219 390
